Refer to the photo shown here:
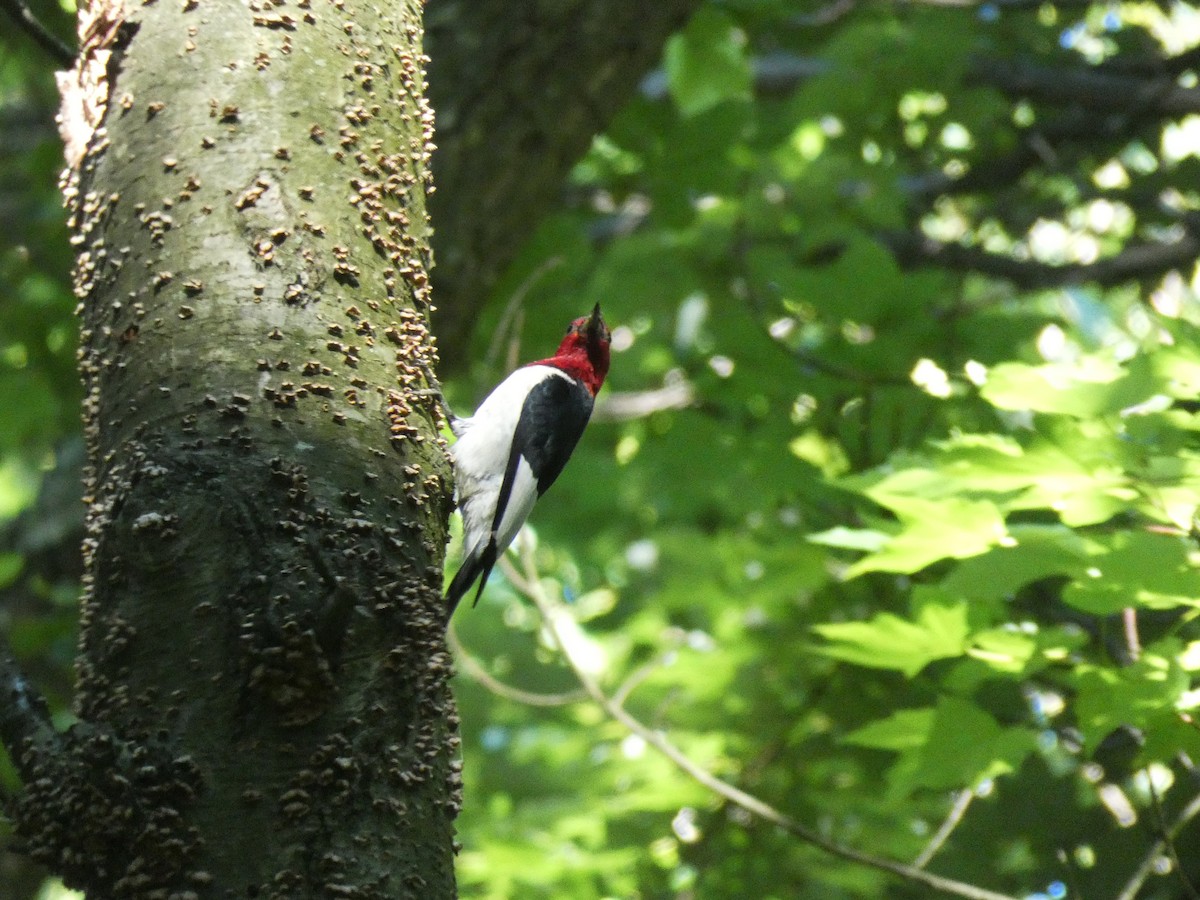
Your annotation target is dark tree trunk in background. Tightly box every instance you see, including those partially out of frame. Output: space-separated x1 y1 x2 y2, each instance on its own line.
5 0 458 895
425 0 700 365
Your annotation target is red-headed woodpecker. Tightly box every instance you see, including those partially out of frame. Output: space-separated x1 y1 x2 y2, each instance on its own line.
446 304 611 613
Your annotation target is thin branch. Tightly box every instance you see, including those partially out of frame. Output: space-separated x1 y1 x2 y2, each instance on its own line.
1114 789 1200 900
447 623 587 707
880 229 1200 290
0 0 75 66
593 378 696 423
971 55 1200 117
503 546 1022 900
611 647 679 710
641 51 829 101
914 789 975 868
901 108 1139 204
1121 608 1142 665
483 256 565 374
1145 774 1200 900
0 634 62 783
788 0 856 27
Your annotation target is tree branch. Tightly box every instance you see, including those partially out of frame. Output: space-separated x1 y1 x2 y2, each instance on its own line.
1114 788 1200 900
0 0 74 66
901 107 1142 204
881 229 1200 289
593 378 697 422
425 0 701 365
970 55 1200 117
914 789 975 869
447 623 587 707
0 635 62 784
1144 774 1200 900
500 545 1022 900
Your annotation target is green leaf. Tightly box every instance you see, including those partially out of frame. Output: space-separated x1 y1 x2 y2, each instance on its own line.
812 594 969 676
663 8 752 117
979 355 1156 417
0 553 22 590
1073 643 1190 750
842 707 935 751
848 431 1134 528
1063 531 1200 615
967 628 1038 674
898 696 1036 794
844 495 1008 576
788 430 850 477
942 525 1092 601
806 525 891 552
1153 344 1200 399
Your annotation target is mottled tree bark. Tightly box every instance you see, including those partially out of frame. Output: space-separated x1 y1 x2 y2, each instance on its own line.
2 0 458 895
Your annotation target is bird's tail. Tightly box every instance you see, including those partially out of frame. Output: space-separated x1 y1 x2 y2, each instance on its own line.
445 539 498 616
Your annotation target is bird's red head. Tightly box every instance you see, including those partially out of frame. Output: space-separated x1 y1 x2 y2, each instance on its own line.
543 304 611 396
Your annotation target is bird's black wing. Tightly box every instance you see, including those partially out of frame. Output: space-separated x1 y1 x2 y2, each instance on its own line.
459 374 592 614
511 373 593 499
489 374 593 542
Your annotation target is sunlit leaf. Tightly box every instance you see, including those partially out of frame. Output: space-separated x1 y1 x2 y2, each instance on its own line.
812 595 969 676
842 496 1008 576
896 695 1036 795
979 356 1156 417
1063 531 1200 615
663 8 752 117
1073 644 1191 750
842 707 934 751
806 525 891 552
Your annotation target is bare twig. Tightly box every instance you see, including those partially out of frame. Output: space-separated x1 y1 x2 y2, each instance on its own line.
1144 774 1200 900
0 0 74 66
788 0 856 27
1115 788 1200 900
914 789 975 868
483 256 565 374
447 623 587 707
1122 607 1142 664
611 646 680 710
593 379 696 423
503 546 1022 900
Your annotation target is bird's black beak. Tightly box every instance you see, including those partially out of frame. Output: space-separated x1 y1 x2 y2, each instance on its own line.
587 303 604 335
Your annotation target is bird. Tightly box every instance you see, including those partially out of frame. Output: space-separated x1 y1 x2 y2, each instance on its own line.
445 304 611 614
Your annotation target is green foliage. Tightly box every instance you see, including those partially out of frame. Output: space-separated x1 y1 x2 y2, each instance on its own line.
0 18 85 895
812 589 971 676
663 8 752 117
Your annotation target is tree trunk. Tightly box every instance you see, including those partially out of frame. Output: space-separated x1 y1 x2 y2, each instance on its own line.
5 0 459 895
425 0 701 365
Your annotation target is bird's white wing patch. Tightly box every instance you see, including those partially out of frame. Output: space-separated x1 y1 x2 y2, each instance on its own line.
451 365 570 482
494 454 539 553
451 365 573 562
